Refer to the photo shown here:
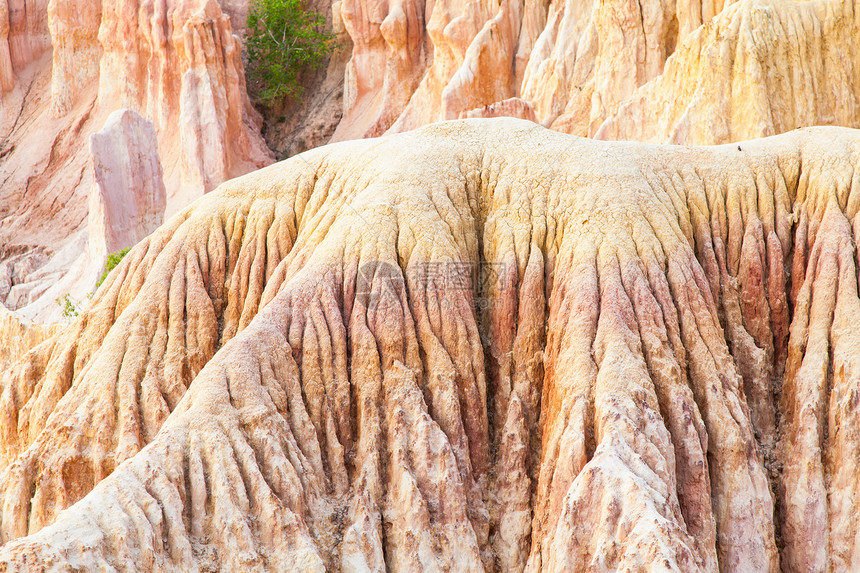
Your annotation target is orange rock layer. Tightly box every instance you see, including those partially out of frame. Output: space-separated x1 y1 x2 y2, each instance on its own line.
1 120 860 571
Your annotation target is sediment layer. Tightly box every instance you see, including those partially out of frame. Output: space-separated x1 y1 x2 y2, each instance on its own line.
2 119 860 571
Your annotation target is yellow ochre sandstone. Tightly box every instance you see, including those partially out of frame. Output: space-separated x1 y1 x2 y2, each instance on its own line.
3 0 859 320
333 0 860 141
1 119 860 571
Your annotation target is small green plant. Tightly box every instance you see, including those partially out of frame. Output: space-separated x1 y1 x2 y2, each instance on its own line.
56 248 130 319
56 294 80 319
245 0 335 105
97 247 130 287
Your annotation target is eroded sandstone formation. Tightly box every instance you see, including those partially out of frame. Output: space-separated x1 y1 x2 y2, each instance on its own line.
0 109 167 322
0 303 56 372
88 109 166 260
0 0 51 94
53 0 272 202
3 0 859 319
595 0 860 144
330 0 860 141
1 119 859 571
0 0 271 318
0 109 168 321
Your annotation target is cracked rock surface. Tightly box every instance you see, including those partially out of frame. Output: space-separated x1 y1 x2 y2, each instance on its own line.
2 119 860 571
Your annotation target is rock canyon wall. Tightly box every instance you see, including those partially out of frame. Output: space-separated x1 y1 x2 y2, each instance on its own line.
0 0 272 320
1 119 860 570
1 0 860 568
1 0 859 320
331 0 860 141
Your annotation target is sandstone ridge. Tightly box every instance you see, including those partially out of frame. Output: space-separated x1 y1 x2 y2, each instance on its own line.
333 0 860 142
0 0 272 319
1 119 860 572
3 0 859 321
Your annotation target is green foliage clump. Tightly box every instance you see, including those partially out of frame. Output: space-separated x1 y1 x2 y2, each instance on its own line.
56 294 80 319
245 0 335 105
55 248 129 319
97 247 130 287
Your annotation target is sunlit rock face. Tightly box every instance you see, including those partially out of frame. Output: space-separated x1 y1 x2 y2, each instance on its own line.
2 110 168 322
50 0 272 203
88 109 166 261
330 0 860 142
2 0 859 317
0 0 272 317
0 0 51 93
0 119 859 571
0 303 56 372
1 0 860 563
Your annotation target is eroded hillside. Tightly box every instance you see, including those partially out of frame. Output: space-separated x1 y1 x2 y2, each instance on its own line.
2 0 859 321
1 119 860 571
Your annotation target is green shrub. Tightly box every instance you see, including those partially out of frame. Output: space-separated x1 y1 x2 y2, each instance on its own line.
245 0 335 105
97 247 130 287
55 248 129 319
56 294 80 319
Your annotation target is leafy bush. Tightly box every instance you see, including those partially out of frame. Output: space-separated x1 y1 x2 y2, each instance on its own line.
56 294 80 319
97 247 130 287
245 0 335 105
55 248 129 319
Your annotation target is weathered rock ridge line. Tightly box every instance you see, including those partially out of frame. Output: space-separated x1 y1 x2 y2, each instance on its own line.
0 0 272 319
333 0 860 144
2 119 860 571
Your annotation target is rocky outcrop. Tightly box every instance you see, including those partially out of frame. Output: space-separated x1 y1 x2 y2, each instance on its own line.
1 119 860 570
0 107 171 321
0 0 15 92
88 109 166 260
46 0 101 116
4 0 860 318
0 304 56 372
3 109 165 323
329 0 860 141
0 0 51 93
0 0 271 317
595 0 860 144
78 0 272 205
460 97 538 121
